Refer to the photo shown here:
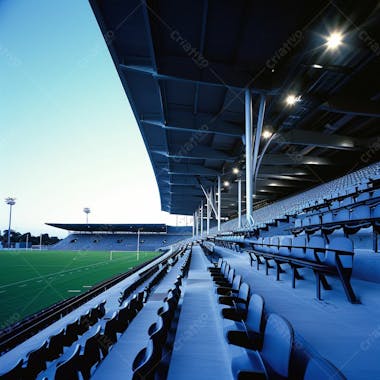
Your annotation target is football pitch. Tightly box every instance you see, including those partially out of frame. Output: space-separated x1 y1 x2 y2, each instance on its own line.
0 250 159 328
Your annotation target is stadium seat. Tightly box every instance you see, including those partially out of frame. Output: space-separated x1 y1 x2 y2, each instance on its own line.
232 314 294 380
54 344 81 380
0 359 23 380
227 294 265 350
46 328 65 361
305 236 325 262
323 237 353 269
64 319 80 346
26 339 48 378
81 326 102 380
304 357 347 380
290 236 306 259
103 311 119 344
220 282 250 318
216 274 242 295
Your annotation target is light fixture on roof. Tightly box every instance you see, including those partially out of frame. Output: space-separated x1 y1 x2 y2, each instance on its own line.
285 94 301 106
326 31 343 50
262 130 272 139
232 167 239 174
312 64 323 69
223 180 230 187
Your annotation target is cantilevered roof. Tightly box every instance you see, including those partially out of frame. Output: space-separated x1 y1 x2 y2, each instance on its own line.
89 0 379 217
46 223 167 232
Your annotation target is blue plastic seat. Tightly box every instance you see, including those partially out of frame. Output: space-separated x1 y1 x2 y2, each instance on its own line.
323 237 353 268
26 340 48 378
0 359 23 380
269 237 279 254
54 344 81 380
227 294 265 350
304 357 347 380
305 236 325 262
290 236 306 259
278 237 291 257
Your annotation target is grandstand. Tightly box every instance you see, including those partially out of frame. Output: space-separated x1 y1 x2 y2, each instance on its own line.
47 224 192 251
1 1 379 379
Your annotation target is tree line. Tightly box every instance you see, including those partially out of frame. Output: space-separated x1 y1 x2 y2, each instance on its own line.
1 230 60 247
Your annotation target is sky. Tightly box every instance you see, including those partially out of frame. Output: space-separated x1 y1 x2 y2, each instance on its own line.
0 0 185 238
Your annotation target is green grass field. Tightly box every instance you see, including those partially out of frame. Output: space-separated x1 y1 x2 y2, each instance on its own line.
0 250 159 328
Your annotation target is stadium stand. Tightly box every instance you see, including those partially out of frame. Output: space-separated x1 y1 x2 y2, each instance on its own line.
1 1 379 379
48 225 192 252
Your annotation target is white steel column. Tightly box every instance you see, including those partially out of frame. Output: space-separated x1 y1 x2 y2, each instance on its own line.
200 202 204 236
195 210 199 237
238 178 242 228
206 191 210 234
217 176 221 231
192 212 195 237
245 88 253 223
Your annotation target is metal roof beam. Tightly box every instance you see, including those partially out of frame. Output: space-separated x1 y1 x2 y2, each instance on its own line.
261 154 333 165
142 118 243 137
153 146 237 161
276 130 366 150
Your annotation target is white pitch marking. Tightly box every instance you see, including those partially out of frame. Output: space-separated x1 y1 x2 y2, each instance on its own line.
67 290 81 293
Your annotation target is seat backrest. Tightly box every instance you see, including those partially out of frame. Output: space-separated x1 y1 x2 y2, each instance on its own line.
324 237 353 268
245 294 265 334
227 268 235 283
54 344 81 380
374 204 380 218
291 235 306 259
82 326 102 372
0 359 23 380
351 205 370 220
132 337 161 380
26 340 48 378
232 274 242 291
304 357 347 380
47 328 65 360
278 236 291 256
261 314 293 378
238 282 250 302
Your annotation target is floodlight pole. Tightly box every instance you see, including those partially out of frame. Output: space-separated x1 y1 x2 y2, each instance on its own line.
217 176 221 231
5 198 16 249
39 234 42 250
26 233 29 250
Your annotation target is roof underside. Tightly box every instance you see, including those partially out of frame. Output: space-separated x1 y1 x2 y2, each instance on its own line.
89 0 380 216
46 223 167 232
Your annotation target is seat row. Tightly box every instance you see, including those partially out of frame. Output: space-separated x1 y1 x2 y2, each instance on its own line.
0 301 106 380
131 253 192 379
209 258 347 379
241 235 357 303
0 247 190 380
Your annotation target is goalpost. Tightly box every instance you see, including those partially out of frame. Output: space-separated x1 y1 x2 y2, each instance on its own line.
109 250 140 262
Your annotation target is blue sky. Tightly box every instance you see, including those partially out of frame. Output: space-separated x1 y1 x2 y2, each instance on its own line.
0 0 184 237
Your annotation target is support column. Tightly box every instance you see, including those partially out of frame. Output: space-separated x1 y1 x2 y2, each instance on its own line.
195 210 199 237
252 95 266 194
217 176 221 231
192 213 195 237
200 201 204 236
238 178 242 228
206 191 210 234
245 88 253 223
